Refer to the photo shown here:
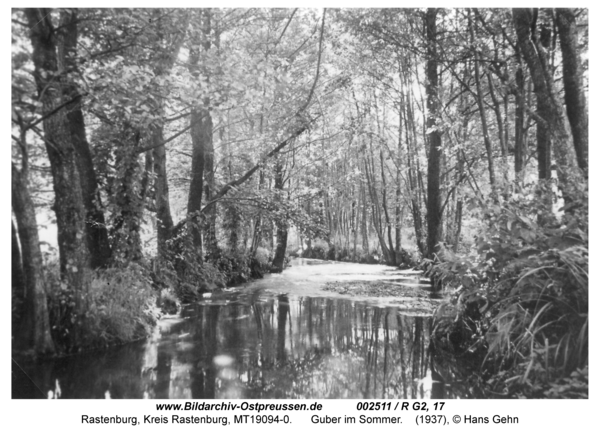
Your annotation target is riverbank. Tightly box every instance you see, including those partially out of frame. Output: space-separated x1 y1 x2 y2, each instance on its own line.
12 260 445 399
292 244 418 269
425 193 589 398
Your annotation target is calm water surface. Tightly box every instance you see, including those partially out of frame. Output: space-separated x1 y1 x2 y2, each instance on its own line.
13 259 459 399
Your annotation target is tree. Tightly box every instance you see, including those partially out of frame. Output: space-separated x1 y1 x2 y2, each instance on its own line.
468 9 497 190
556 8 588 173
150 9 189 260
57 9 112 268
512 8 580 187
25 8 92 307
271 158 289 272
11 122 54 355
425 8 443 259
186 9 213 255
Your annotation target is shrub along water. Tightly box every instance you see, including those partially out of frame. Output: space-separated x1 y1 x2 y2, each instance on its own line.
38 239 276 356
429 181 588 398
299 238 417 267
46 263 159 353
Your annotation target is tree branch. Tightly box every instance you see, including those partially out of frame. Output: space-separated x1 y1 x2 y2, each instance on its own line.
25 94 85 131
135 113 199 154
274 9 297 49
295 9 326 116
172 11 327 234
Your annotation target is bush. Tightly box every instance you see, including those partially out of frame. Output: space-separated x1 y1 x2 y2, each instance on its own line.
158 289 179 315
348 245 364 262
286 243 300 258
396 248 417 268
300 238 329 259
47 263 159 352
254 246 271 267
166 230 226 301
249 247 272 278
313 239 330 258
430 181 588 397
215 249 252 286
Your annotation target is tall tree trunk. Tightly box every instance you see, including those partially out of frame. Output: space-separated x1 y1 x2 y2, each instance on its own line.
251 169 266 254
469 10 497 190
395 109 403 261
186 9 213 254
514 47 526 175
512 8 581 189
402 84 426 257
352 194 359 261
153 130 174 259
271 159 288 272
536 100 552 180
204 135 218 254
187 108 209 253
364 156 392 264
556 8 588 173
12 220 25 327
150 9 188 260
202 9 218 256
487 70 511 185
361 182 369 252
111 127 144 263
25 8 91 309
225 205 240 252
536 21 553 181
12 164 55 356
394 199 402 261
223 127 240 252
380 150 396 265
57 9 111 269
453 149 465 252
425 8 443 259
487 72 507 158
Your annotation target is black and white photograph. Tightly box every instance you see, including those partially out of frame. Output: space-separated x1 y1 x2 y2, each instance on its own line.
10 5 589 405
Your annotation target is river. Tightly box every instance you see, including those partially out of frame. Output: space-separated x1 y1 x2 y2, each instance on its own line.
12 259 461 399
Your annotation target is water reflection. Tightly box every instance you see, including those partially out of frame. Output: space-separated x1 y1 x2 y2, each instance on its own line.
13 293 459 399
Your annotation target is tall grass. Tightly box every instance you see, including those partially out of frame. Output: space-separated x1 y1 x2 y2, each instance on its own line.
430 181 588 397
47 263 159 352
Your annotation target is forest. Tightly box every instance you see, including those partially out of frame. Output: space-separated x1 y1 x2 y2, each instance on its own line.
11 8 587 398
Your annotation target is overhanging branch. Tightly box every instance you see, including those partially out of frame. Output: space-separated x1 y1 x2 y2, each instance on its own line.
172 11 327 234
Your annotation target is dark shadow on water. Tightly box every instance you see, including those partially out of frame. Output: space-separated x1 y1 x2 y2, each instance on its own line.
12 291 468 399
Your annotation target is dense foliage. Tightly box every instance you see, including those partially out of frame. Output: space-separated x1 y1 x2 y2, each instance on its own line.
430 180 588 397
11 7 587 397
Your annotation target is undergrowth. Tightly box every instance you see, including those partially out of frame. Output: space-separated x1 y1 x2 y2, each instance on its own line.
429 180 588 398
46 262 159 353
